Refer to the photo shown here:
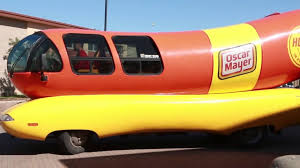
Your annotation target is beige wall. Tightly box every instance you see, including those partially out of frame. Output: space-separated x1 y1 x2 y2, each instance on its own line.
0 19 56 77
27 22 55 35
0 17 27 78
0 17 56 95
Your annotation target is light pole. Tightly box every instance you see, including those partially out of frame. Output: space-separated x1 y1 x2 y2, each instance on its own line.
104 0 108 31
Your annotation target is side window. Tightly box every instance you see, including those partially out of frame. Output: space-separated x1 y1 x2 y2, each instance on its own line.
63 34 114 75
28 39 62 72
112 36 163 74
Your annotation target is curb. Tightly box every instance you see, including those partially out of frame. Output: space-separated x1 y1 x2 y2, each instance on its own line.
271 155 300 168
0 100 27 113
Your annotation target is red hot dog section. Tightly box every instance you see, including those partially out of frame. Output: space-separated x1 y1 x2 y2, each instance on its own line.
7 10 300 98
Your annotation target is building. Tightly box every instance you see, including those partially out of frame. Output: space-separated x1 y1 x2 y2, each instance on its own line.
0 10 87 81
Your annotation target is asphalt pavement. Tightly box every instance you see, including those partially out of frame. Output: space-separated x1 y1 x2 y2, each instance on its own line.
1 100 300 168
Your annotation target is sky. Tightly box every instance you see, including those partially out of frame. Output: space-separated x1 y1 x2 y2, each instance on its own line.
1 0 300 32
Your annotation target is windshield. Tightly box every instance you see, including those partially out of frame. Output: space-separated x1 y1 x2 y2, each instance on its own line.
7 34 42 73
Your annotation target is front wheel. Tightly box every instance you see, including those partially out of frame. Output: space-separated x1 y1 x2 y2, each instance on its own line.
58 131 90 154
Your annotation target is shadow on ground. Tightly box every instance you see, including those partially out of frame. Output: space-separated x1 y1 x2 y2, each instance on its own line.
61 148 280 168
59 127 300 168
0 132 57 155
1 127 300 167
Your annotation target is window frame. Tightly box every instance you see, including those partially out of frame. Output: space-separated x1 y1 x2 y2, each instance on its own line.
63 33 115 76
112 35 164 75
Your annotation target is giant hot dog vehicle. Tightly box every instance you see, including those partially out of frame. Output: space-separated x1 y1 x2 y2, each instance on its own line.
2 10 300 154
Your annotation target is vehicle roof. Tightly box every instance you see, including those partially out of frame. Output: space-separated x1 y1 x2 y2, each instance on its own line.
41 28 202 36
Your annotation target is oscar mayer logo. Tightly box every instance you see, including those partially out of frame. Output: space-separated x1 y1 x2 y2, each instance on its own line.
288 26 300 68
219 44 257 80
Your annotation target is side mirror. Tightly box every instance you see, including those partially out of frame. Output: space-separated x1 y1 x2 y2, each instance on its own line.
41 72 48 82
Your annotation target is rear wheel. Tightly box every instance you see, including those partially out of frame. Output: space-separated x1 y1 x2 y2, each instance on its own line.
58 131 90 154
230 127 267 146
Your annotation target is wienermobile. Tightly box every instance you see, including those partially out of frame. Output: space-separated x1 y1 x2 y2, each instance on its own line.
1 10 300 154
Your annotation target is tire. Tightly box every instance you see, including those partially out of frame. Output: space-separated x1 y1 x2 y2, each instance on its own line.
58 131 90 155
230 127 267 147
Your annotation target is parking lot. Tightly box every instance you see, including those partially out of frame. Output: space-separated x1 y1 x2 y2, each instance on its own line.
1 101 300 168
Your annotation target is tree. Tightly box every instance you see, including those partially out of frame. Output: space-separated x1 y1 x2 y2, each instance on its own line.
3 37 19 60
0 37 19 96
0 70 15 96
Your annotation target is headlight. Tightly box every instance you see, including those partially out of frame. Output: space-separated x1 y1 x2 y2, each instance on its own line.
0 114 14 121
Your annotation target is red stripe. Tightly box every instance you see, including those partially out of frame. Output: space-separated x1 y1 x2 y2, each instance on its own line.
248 10 300 90
28 123 38 126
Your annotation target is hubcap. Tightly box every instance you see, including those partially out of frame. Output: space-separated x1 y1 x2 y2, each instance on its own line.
69 132 88 146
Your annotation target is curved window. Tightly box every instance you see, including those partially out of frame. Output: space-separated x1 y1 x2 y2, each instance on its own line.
112 36 163 75
28 39 63 72
7 34 42 72
7 33 63 74
63 34 114 75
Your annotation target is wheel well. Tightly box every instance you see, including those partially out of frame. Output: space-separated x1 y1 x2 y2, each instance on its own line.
46 130 98 140
229 125 275 135
268 125 275 132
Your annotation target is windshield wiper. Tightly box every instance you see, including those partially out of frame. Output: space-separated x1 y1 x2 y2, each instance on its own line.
9 48 28 78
